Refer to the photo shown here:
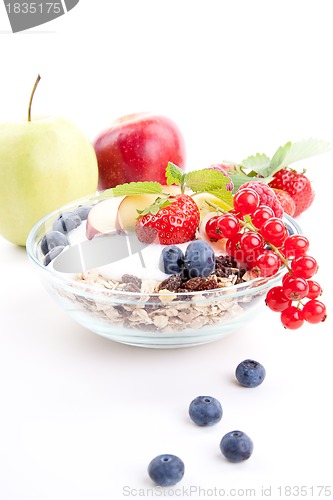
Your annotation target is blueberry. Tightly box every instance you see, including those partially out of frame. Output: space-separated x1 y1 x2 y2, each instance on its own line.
74 205 92 221
40 231 69 256
235 359 266 388
189 395 223 426
159 246 184 274
52 211 81 234
43 246 65 266
220 430 253 462
148 454 185 486
184 240 215 278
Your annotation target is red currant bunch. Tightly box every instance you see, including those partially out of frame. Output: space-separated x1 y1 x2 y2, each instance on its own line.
204 186 327 330
266 235 326 329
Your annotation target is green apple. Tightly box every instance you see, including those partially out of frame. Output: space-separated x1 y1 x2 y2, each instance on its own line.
0 75 98 246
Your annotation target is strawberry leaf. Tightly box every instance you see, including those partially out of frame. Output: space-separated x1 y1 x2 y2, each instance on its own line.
99 181 163 198
268 141 292 174
241 153 271 174
228 172 274 192
270 138 330 173
261 138 330 177
137 197 171 217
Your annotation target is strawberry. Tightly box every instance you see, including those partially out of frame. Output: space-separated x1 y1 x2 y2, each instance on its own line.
135 194 200 245
272 188 296 217
269 168 315 217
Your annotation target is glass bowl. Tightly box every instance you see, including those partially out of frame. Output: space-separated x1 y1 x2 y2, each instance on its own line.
26 194 302 348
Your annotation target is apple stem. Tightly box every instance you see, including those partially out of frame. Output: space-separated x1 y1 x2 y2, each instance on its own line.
28 74 41 122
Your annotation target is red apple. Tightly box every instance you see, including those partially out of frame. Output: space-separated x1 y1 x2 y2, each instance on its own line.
93 113 186 190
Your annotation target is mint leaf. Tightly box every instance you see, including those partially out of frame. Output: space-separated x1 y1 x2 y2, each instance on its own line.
166 162 186 186
99 181 163 199
184 169 233 205
185 169 230 192
241 153 271 174
208 188 233 206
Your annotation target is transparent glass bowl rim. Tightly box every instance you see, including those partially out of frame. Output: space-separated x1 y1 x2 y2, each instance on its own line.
26 195 303 304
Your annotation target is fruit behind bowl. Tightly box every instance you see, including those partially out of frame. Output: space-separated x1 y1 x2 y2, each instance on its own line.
94 113 186 189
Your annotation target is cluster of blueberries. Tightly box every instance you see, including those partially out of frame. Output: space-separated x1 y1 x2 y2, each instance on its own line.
159 240 215 278
148 359 266 487
40 206 92 266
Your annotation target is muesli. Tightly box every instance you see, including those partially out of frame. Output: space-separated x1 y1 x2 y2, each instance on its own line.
58 255 265 333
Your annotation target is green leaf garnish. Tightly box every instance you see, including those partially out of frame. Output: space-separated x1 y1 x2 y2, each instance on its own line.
166 162 185 186
241 153 271 174
136 197 171 217
98 181 164 199
268 138 330 175
240 138 330 179
184 169 233 204
185 169 229 191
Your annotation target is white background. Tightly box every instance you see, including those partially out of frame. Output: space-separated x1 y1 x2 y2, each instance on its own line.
0 1 333 499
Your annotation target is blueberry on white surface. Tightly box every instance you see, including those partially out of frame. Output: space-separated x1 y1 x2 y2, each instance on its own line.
184 240 215 278
220 430 253 462
40 230 69 256
189 395 223 426
52 211 81 233
159 245 184 274
148 454 185 486
235 359 266 388
43 246 65 266
74 205 92 220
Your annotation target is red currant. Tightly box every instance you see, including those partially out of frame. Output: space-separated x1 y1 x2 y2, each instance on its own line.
216 214 240 238
306 280 322 299
291 255 318 279
260 218 287 247
282 275 309 301
233 188 260 215
282 272 292 285
226 233 244 263
302 300 327 324
265 286 292 312
283 235 309 258
240 231 264 254
254 250 281 277
281 306 304 329
205 216 225 240
252 205 275 229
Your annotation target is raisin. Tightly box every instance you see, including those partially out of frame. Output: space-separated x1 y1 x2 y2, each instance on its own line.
158 274 183 292
121 274 142 289
182 276 218 292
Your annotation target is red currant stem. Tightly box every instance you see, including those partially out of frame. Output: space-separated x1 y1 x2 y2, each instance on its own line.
205 200 256 231
266 241 292 272
204 198 234 211
205 199 292 271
